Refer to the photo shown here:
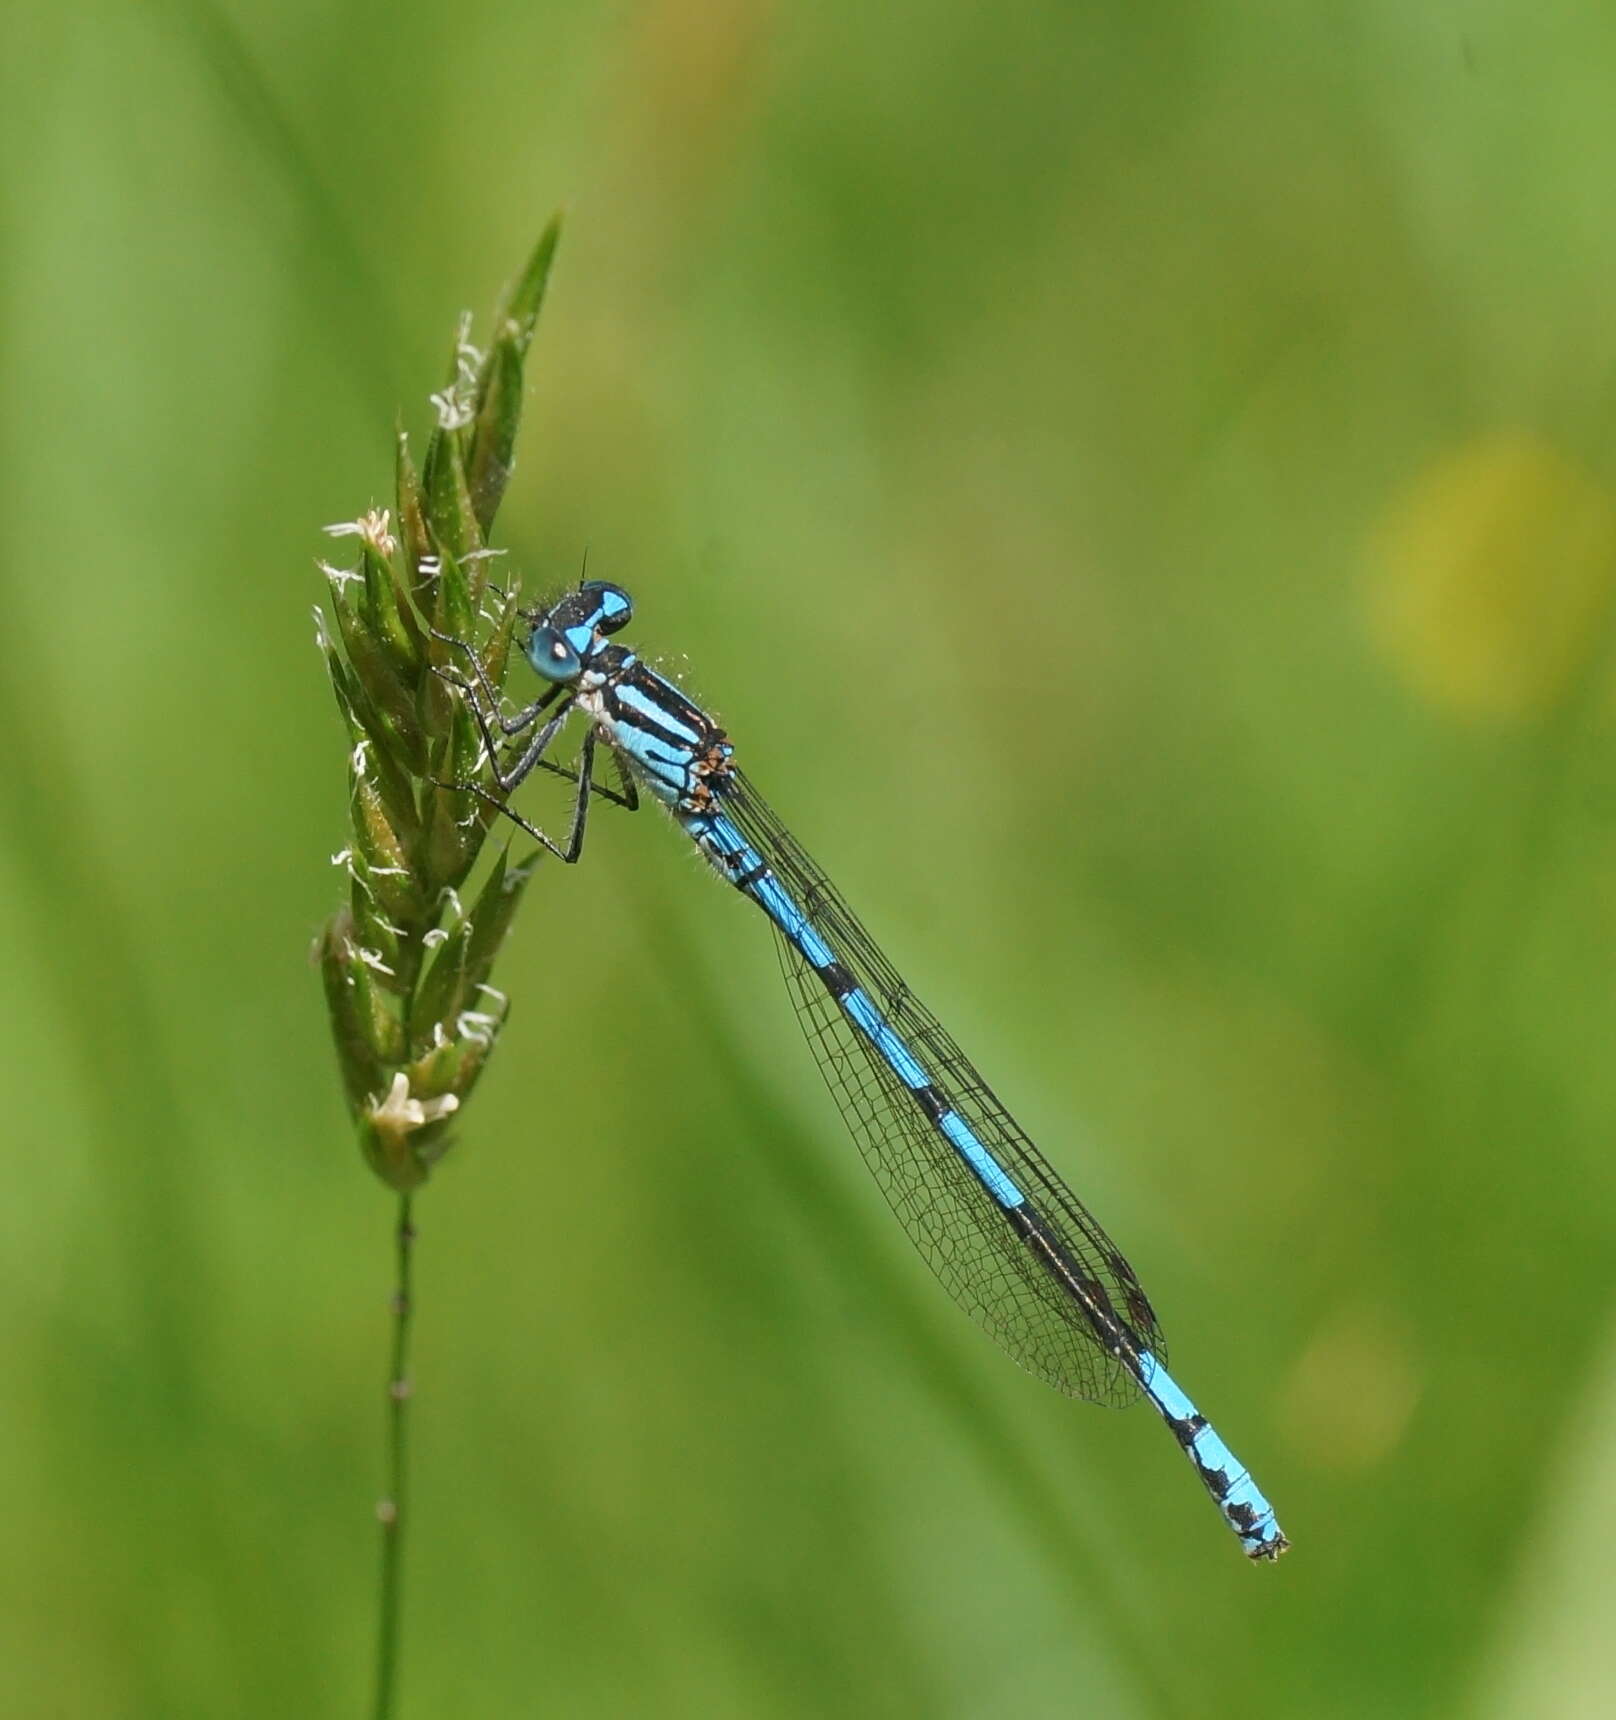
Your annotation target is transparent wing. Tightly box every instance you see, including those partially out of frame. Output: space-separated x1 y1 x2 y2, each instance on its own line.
728 771 1163 1406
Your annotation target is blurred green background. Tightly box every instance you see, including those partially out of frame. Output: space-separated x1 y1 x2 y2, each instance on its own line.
6 2 1616 1715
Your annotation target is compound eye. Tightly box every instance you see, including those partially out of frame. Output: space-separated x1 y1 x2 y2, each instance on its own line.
527 625 581 684
584 580 634 635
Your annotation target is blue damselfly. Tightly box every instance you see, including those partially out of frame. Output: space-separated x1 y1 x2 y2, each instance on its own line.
437 580 1288 1560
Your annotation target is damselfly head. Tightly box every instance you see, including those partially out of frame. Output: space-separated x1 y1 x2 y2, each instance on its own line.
523 580 635 682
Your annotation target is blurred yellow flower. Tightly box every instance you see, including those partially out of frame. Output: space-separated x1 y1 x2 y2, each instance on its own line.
1368 433 1616 719
1279 1300 1421 1475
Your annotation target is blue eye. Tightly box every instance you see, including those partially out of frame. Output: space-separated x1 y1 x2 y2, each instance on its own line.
528 626 581 683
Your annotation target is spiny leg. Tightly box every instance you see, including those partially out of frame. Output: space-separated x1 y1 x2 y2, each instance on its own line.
432 658 637 834
527 746 640 812
437 704 605 864
430 627 563 738
436 698 576 861
432 652 631 813
428 625 636 852
548 726 604 862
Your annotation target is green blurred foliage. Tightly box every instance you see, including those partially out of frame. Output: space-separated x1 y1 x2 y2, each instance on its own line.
4 2 1616 1714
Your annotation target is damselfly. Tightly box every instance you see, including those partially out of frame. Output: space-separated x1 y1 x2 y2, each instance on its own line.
437 579 1288 1560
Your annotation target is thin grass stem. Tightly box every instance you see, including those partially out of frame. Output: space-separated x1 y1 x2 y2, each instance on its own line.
373 1193 415 1720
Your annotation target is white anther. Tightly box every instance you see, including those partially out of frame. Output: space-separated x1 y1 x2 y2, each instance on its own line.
476 984 508 1007
325 508 396 556
456 1010 499 1046
351 738 370 775
356 946 395 977
422 927 449 949
318 559 364 590
331 850 371 895
453 315 484 390
454 311 481 357
371 1071 459 1131
429 386 474 432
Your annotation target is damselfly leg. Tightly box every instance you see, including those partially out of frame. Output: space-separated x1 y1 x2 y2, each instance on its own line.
432 654 639 862
431 625 639 811
430 625 562 738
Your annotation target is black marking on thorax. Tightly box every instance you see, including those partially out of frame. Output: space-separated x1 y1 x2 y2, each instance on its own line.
597 649 735 810
607 658 716 747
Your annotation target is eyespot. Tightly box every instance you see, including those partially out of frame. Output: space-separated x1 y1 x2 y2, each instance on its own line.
527 625 581 684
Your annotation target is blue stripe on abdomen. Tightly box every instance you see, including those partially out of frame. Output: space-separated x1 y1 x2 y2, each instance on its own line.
938 1109 1024 1208
697 813 1025 1211
839 987 929 1088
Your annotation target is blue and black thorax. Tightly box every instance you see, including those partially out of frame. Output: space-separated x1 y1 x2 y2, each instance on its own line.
524 579 734 813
